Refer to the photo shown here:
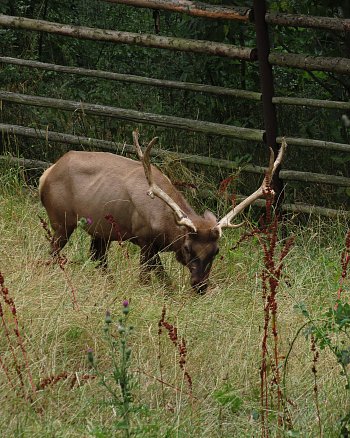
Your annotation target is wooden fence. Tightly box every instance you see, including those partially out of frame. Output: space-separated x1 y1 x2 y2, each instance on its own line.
0 0 349 217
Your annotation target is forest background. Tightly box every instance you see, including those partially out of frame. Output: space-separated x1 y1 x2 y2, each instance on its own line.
0 0 349 211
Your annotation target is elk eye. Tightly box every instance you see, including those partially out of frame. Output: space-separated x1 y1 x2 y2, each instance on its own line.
183 244 191 255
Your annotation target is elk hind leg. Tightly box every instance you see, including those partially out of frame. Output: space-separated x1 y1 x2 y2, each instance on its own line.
90 237 110 269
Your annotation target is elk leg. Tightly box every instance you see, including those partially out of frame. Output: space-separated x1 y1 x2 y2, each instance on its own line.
90 237 110 269
140 244 170 284
51 225 75 256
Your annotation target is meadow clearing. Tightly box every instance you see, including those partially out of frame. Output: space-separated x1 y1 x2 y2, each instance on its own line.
0 163 349 437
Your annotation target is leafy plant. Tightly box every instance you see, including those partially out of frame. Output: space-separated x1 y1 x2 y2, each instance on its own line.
87 301 152 437
289 229 350 436
213 383 243 414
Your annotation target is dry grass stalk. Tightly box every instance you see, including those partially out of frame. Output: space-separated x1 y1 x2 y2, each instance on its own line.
38 216 79 310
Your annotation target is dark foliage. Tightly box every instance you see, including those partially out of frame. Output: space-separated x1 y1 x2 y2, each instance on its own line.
0 0 349 208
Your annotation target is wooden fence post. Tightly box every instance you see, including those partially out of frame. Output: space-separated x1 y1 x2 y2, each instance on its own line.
253 0 284 208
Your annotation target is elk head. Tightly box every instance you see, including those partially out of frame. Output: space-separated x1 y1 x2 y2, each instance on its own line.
174 215 220 293
133 130 286 293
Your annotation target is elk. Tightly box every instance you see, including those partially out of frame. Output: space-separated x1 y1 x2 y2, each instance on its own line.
39 131 286 293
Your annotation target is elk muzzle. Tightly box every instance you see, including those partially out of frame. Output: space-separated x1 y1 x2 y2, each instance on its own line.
190 276 209 294
189 261 213 294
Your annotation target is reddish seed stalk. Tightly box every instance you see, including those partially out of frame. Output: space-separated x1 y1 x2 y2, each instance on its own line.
178 338 193 394
172 180 198 191
0 299 24 390
238 191 294 437
57 255 79 310
11 309 36 395
38 371 96 390
39 371 69 389
260 293 270 438
158 305 193 398
0 276 26 394
105 214 123 242
105 214 130 259
260 228 294 435
0 272 36 398
219 174 238 210
136 367 197 399
337 230 350 302
0 354 16 390
38 216 54 242
219 175 236 195
157 305 166 406
311 335 322 437
38 217 79 310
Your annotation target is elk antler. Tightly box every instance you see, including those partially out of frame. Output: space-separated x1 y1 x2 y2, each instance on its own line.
132 130 197 233
216 138 287 234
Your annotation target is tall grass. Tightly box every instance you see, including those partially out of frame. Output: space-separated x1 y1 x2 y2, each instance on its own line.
0 163 349 437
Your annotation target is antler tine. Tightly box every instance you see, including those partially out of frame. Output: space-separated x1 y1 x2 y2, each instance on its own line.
132 129 142 158
263 138 286 190
261 147 275 190
217 139 287 232
264 147 275 183
144 136 159 159
132 130 197 233
132 130 159 198
274 137 286 171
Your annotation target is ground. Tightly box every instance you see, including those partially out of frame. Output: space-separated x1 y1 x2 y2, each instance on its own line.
0 171 349 437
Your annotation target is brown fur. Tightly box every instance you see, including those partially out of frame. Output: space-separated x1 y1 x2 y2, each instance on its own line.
39 151 220 293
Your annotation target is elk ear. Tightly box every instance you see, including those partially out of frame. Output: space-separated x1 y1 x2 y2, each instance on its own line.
203 210 217 224
204 210 220 239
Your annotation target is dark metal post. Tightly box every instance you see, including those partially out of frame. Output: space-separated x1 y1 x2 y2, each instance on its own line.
253 0 284 207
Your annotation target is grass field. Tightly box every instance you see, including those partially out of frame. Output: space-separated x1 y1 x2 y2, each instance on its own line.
0 165 349 437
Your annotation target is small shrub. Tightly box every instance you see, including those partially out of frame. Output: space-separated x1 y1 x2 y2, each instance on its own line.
87 301 154 437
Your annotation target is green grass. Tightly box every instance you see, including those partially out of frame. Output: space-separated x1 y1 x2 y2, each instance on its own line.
0 165 349 437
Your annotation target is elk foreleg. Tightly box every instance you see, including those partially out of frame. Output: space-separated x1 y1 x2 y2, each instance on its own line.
90 237 110 269
51 224 75 256
140 244 170 284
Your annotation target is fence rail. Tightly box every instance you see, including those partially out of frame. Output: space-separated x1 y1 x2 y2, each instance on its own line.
0 3 349 216
1 153 350 219
265 12 350 32
0 91 264 141
102 0 253 21
0 56 262 101
269 52 350 75
2 123 350 189
0 15 257 61
101 0 350 32
2 56 350 111
2 91 350 155
1 15 350 74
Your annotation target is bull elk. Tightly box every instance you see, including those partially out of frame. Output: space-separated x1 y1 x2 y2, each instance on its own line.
39 131 286 293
